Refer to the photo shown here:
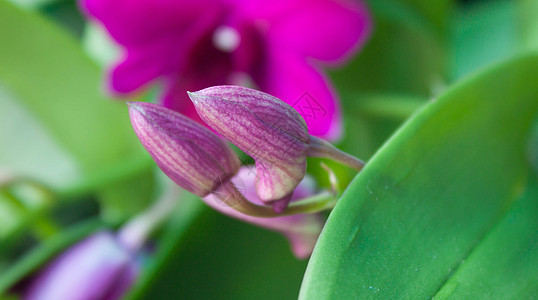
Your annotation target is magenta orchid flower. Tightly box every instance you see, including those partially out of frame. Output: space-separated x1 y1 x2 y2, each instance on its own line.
204 166 324 258
80 0 371 140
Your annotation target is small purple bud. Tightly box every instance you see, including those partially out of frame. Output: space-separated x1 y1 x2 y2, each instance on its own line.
24 231 138 300
128 102 240 197
188 86 310 209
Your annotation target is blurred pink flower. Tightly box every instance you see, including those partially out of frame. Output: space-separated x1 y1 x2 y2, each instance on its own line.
81 0 371 140
24 231 138 300
204 166 325 258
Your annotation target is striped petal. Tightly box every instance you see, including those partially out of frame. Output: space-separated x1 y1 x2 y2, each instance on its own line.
189 86 310 208
128 102 240 196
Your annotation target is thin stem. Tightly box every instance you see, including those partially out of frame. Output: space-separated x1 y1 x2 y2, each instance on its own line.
213 182 337 218
117 182 182 252
307 136 365 171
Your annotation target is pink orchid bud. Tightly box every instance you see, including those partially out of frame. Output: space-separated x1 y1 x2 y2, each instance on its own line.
204 166 324 258
128 102 240 197
189 86 364 212
24 231 138 300
188 86 310 210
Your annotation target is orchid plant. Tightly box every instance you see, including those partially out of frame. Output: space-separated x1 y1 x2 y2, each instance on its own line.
1 0 538 299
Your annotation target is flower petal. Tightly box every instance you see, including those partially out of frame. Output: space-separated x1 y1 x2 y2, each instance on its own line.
109 37 176 94
233 0 371 64
189 86 310 204
268 0 372 64
128 102 240 197
24 231 137 300
81 0 221 46
203 166 324 258
253 48 343 140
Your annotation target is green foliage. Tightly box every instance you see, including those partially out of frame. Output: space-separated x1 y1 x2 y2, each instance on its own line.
1 0 538 299
331 0 450 97
0 0 142 179
300 54 538 299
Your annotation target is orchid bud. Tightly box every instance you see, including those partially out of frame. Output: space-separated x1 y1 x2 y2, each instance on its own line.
204 166 324 258
128 102 240 197
188 86 310 210
24 231 138 300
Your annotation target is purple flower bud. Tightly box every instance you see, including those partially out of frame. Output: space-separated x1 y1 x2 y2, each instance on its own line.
24 231 138 300
188 86 310 209
128 102 240 197
204 166 324 258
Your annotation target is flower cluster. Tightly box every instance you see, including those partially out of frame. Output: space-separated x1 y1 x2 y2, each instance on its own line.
129 85 364 257
81 0 371 140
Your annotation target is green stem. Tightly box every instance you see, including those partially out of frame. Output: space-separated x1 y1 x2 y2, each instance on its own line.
308 137 365 171
214 182 337 218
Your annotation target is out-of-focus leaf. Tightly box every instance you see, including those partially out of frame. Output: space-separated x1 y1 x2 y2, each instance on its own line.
450 0 518 79
0 0 153 219
0 219 102 295
98 167 156 222
331 0 449 97
398 0 454 30
5 0 56 9
128 204 309 300
41 0 86 37
0 0 143 182
0 179 57 242
309 93 426 189
0 85 81 190
340 93 426 159
300 54 538 299
125 192 203 300
517 0 538 52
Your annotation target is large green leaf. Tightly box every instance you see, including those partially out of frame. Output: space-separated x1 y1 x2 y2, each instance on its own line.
434 176 538 298
300 54 538 299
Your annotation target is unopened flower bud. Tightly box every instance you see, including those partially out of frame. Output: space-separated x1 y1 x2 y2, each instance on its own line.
128 102 240 197
189 86 364 212
24 231 138 300
188 86 310 210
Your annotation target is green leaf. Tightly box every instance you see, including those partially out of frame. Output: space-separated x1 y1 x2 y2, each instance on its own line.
0 219 102 295
0 0 144 190
129 206 310 300
434 176 538 298
0 84 81 190
300 54 538 299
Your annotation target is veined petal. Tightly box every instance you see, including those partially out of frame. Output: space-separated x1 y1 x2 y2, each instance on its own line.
203 166 324 258
253 49 343 140
189 86 310 205
128 102 240 197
